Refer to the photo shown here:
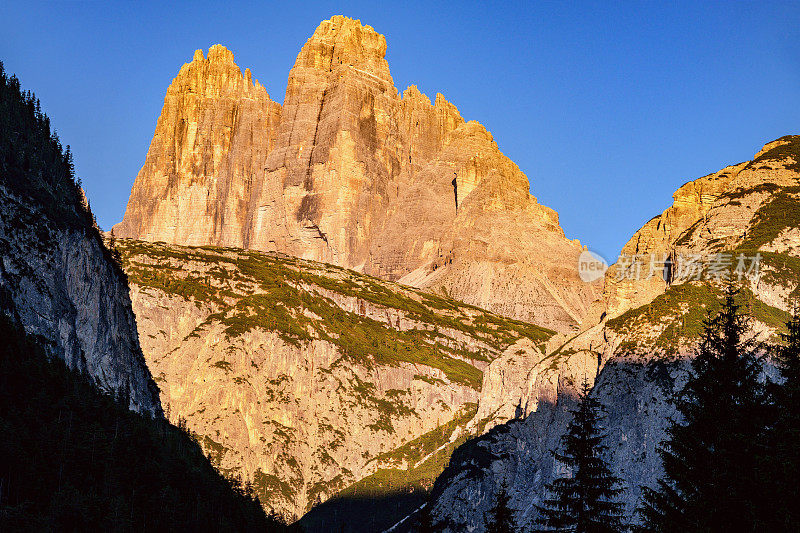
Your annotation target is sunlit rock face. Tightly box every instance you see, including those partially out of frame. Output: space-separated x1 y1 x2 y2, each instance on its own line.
116 16 600 333
115 44 282 248
118 239 555 520
603 135 800 318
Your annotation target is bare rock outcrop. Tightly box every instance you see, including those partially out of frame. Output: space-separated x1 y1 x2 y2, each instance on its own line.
115 45 281 247
115 16 599 332
118 239 555 520
604 135 800 318
0 185 161 416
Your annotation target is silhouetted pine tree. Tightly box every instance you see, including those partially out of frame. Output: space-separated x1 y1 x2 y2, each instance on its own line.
771 309 800 528
484 481 517 533
535 379 624 533
638 284 770 531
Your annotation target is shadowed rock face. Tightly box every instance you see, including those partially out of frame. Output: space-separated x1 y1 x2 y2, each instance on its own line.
115 16 599 332
0 188 161 417
423 135 800 532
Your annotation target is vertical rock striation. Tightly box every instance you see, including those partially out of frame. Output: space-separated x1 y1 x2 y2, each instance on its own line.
115 45 282 248
116 16 600 333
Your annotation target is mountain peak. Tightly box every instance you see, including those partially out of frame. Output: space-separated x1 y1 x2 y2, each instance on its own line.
291 15 391 83
189 45 236 66
207 43 235 63
753 134 800 164
171 44 271 100
119 17 598 333
311 15 387 57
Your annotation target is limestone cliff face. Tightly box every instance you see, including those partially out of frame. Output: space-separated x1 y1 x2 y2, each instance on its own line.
116 16 599 333
426 355 678 532
115 45 281 247
118 239 554 520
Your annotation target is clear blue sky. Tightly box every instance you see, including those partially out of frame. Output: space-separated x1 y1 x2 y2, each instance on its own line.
2 1 799 260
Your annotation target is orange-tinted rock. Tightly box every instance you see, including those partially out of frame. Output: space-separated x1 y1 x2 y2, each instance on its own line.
115 45 281 246
116 16 599 331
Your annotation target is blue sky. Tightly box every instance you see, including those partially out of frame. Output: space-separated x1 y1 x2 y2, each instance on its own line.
2 1 799 260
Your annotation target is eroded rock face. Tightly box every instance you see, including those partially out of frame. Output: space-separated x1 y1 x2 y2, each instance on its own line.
115 45 281 247
118 239 554 520
427 356 679 532
115 16 599 333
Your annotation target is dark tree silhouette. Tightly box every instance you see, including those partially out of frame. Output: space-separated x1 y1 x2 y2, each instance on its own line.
638 284 770 531
535 379 624 533
770 309 800 528
414 502 437 533
484 481 517 533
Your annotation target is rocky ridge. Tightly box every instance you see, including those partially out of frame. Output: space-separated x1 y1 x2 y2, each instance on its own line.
115 16 599 333
423 135 800 531
117 238 555 521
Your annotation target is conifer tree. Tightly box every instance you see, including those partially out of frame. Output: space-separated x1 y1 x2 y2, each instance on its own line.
535 379 624 533
771 309 800 528
484 481 516 533
638 284 769 531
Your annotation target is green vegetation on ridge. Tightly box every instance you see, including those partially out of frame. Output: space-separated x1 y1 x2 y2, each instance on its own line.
118 239 554 390
607 281 789 354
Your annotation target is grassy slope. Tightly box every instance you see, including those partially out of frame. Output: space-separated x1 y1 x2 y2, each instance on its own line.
118 239 556 525
118 239 554 390
607 280 789 355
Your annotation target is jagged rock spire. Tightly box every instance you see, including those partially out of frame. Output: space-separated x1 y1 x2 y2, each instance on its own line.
116 17 600 331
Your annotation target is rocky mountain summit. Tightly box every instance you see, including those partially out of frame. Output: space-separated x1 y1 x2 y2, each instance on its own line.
115 16 599 333
422 136 800 531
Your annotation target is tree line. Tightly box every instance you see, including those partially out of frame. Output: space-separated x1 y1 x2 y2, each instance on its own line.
417 284 800 532
0 60 87 229
0 312 290 531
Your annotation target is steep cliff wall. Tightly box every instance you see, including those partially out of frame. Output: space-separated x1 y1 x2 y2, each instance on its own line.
0 187 160 415
0 188 160 415
118 239 554 520
115 16 599 333
115 45 281 247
